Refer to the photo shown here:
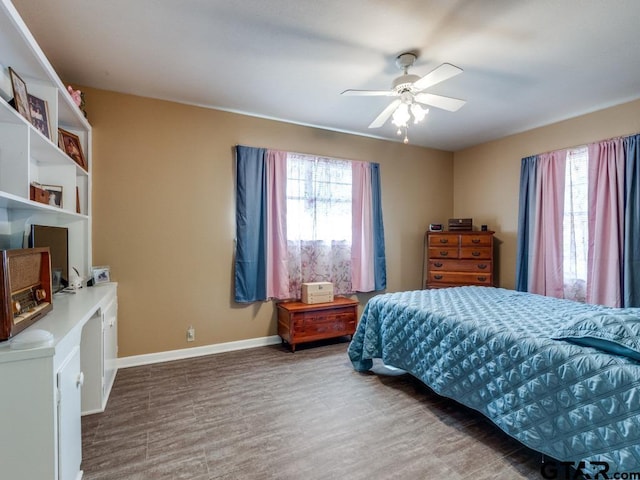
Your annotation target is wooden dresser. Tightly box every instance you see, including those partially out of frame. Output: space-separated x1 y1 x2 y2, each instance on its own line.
277 297 359 352
423 230 495 288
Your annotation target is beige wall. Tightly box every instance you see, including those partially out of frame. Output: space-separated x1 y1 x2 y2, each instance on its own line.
453 99 640 289
84 87 454 357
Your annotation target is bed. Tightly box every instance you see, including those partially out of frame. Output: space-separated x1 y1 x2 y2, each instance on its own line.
348 286 640 474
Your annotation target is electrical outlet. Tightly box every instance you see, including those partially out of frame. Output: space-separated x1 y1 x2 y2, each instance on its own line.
187 326 195 342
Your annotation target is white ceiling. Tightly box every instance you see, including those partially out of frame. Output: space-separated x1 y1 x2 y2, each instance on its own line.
11 0 640 151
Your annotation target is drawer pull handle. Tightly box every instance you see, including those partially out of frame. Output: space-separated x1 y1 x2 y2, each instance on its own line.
434 275 443 280
472 251 481 257
434 262 443 268
477 276 487 282
478 264 487 269
440 251 449 256
439 238 449 244
472 239 480 244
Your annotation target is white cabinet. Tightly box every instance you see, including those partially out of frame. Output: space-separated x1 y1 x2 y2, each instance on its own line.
81 293 118 414
0 0 91 274
57 346 83 480
0 284 117 480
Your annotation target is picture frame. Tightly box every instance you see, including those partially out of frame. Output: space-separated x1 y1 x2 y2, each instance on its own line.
41 184 63 208
8 67 32 123
91 266 111 284
28 94 51 140
58 128 87 170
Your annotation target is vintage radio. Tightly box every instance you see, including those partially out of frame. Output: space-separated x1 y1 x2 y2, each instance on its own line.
0 248 53 341
301 282 334 304
448 218 473 231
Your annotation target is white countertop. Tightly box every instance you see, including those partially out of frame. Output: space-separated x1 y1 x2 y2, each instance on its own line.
0 283 117 363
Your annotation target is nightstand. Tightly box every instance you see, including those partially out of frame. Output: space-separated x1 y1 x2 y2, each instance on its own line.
276 297 359 352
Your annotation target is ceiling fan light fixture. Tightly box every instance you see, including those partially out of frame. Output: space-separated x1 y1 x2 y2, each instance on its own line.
391 102 410 128
411 104 428 123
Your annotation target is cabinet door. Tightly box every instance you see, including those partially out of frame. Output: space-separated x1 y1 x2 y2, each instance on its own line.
102 297 118 400
57 346 83 480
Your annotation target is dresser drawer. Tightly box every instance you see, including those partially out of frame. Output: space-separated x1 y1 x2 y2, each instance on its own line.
460 235 492 247
429 271 493 285
428 247 459 259
459 247 492 260
428 234 459 247
428 259 492 273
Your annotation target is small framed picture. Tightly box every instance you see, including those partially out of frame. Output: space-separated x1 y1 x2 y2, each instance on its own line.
92 266 111 284
41 184 63 208
9 67 32 123
58 128 87 170
28 94 51 140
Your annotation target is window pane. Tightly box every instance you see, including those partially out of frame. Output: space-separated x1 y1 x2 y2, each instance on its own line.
563 147 588 301
286 153 352 243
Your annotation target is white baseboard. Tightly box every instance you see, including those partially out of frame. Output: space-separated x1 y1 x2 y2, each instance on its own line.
116 335 282 369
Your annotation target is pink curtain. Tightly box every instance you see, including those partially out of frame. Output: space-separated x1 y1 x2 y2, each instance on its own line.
530 151 566 298
587 139 625 306
351 161 374 292
265 149 289 299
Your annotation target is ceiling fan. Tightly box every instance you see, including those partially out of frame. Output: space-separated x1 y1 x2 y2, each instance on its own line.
342 52 466 130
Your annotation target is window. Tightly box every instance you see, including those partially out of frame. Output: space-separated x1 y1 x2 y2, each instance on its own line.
562 147 588 302
286 153 352 243
233 145 386 303
285 153 354 297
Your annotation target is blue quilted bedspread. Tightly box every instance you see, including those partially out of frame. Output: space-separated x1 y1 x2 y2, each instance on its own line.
348 286 640 473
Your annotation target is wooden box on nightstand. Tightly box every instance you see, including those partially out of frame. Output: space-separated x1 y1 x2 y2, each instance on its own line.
277 297 359 352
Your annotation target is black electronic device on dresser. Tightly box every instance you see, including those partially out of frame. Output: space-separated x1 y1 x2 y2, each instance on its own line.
28 224 69 293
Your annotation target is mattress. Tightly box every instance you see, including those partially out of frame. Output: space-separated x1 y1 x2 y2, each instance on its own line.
348 286 640 474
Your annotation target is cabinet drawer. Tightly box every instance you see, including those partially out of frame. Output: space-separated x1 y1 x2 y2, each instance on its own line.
428 234 459 246
460 235 492 247
459 247 492 260
429 259 492 273
293 313 356 336
429 272 493 285
428 247 459 259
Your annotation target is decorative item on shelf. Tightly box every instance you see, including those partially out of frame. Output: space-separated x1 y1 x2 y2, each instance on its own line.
66 267 86 291
448 218 473 231
27 94 51 140
91 265 111 285
75 187 81 214
58 127 87 170
30 182 50 205
67 85 87 118
0 63 12 102
41 184 63 208
8 67 31 123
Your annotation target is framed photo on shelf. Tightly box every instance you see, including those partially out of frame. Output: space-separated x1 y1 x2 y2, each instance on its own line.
8 67 32 123
41 184 63 208
92 266 111 285
58 128 87 170
28 94 51 140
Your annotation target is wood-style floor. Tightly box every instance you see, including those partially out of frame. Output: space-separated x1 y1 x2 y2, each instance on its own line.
81 340 545 479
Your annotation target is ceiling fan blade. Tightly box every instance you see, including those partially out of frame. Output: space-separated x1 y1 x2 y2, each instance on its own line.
341 89 395 96
414 93 466 112
368 99 402 128
412 63 463 92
